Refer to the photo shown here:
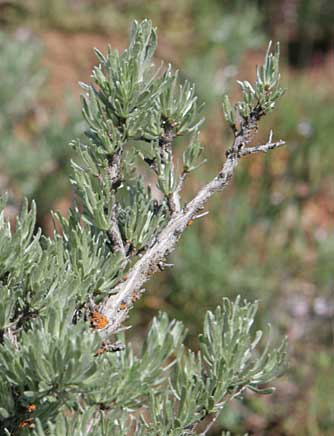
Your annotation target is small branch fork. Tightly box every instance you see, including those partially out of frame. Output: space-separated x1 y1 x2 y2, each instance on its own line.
239 131 285 157
99 133 285 336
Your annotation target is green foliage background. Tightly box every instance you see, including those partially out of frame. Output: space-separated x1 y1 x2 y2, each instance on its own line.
0 1 333 434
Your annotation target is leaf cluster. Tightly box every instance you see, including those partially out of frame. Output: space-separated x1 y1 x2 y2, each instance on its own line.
222 42 284 131
0 293 286 434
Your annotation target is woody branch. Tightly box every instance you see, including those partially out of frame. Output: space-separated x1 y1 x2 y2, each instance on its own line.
99 132 285 336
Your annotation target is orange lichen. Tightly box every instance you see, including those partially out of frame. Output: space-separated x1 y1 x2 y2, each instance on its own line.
119 302 127 310
27 404 37 413
91 311 109 329
95 346 107 356
187 219 194 227
19 418 34 428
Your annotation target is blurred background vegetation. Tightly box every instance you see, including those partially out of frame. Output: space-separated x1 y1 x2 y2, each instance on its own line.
0 1 333 434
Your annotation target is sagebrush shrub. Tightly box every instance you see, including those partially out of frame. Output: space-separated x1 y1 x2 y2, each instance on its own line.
0 20 287 435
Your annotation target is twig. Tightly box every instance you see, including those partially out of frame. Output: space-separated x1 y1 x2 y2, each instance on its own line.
108 202 126 258
106 148 126 257
159 124 178 213
86 411 101 434
239 139 285 157
107 149 122 189
171 172 187 213
188 385 248 434
194 211 209 220
199 411 220 435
